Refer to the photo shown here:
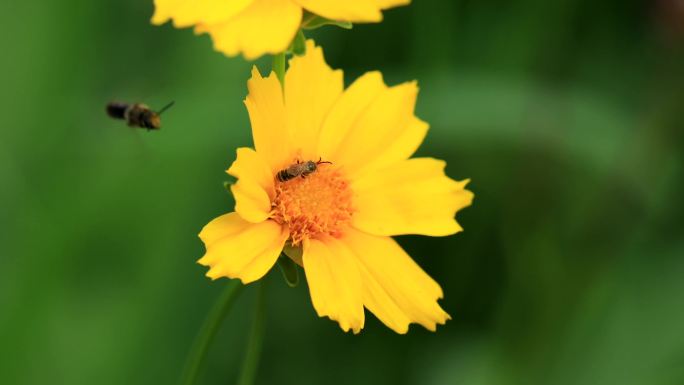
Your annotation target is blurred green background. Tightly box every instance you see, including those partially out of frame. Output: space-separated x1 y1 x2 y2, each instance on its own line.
2 0 684 384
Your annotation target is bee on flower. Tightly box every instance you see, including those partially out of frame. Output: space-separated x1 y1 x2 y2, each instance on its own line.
275 158 332 182
199 41 473 334
151 0 411 59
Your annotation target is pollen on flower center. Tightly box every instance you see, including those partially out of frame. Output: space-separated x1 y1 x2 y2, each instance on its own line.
271 164 354 246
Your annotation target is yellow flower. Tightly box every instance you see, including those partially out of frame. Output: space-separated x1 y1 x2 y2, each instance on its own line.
199 41 473 334
151 0 410 59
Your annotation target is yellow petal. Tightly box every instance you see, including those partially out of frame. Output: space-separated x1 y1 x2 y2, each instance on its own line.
198 211 248 247
152 0 255 28
342 228 450 333
351 158 473 237
302 237 365 333
354 116 428 178
151 0 184 25
317 71 386 161
293 0 382 22
225 140 274 225
244 67 293 171
374 0 411 9
330 81 425 178
198 0 302 59
227 147 275 200
285 40 343 161
230 179 271 223
199 213 288 284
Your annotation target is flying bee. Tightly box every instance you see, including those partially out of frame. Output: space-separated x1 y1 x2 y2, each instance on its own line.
106 101 174 130
276 158 332 182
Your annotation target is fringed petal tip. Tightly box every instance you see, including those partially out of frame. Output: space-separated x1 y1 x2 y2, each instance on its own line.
197 213 288 284
300 229 452 334
339 322 363 334
303 238 366 334
150 14 168 26
393 307 450 334
452 178 475 231
247 65 284 94
351 158 473 237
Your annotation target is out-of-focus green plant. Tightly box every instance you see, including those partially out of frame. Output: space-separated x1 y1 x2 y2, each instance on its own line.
1 0 682 384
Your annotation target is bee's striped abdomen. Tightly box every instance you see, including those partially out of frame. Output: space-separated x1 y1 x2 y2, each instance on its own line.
106 102 128 120
276 169 293 182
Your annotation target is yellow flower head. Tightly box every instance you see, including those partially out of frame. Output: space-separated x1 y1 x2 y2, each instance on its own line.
199 41 473 334
151 0 410 59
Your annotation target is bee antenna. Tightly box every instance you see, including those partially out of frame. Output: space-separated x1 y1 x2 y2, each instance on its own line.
157 101 175 115
317 158 333 165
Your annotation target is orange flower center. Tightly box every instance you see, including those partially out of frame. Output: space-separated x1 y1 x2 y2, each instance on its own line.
271 163 354 246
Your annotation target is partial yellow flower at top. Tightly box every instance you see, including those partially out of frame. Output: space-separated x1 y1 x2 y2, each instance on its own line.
199 40 473 334
151 0 410 59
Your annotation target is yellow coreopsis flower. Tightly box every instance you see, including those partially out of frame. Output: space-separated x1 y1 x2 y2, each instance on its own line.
151 0 410 59
199 41 473 334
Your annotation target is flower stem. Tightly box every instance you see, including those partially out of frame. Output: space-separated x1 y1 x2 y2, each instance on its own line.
237 280 267 385
180 280 243 385
272 52 286 85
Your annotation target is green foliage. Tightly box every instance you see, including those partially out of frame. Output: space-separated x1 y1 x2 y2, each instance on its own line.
302 12 353 30
277 255 299 288
1 0 683 385
289 30 307 56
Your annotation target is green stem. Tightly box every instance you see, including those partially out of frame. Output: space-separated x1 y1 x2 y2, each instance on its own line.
237 281 267 385
180 280 243 385
272 52 286 85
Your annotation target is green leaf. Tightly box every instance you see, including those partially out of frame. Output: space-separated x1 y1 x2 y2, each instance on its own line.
271 53 286 85
302 14 352 30
277 254 299 288
290 30 307 56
